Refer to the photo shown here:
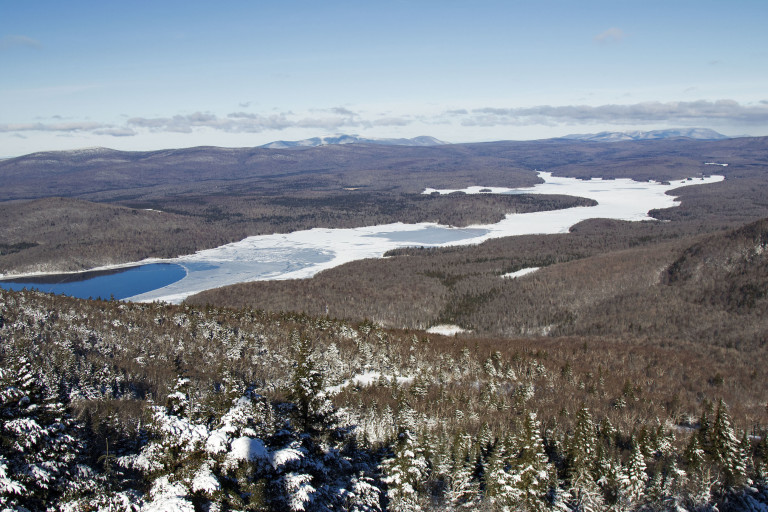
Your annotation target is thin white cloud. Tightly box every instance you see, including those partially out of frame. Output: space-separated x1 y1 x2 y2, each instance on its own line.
93 127 137 137
130 110 366 133
594 27 625 44
0 121 111 133
3 100 766 140
0 34 42 51
460 100 768 126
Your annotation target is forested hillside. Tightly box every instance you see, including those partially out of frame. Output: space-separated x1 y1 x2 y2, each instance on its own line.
1 287 767 510
187 217 768 348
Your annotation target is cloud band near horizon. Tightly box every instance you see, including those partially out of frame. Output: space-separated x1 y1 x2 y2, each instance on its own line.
2 100 767 138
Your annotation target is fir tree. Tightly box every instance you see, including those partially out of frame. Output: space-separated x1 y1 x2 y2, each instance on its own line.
0 353 92 510
482 440 519 508
566 406 605 512
711 399 746 489
510 412 554 512
622 436 648 506
382 427 428 512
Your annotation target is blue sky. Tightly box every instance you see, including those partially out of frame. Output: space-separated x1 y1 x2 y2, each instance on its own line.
1 0 767 156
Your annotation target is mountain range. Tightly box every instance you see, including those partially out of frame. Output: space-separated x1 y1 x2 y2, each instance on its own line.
561 127 728 142
259 134 445 149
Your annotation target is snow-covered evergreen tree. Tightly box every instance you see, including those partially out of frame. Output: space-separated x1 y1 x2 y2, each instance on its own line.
382 427 428 512
622 436 648 506
446 432 480 510
290 333 335 438
342 472 382 512
482 440 520 509
682 433 717 510
755 430 768 481
0 352 94 510
566 406 605 512
509 412 554 512
711 399 746 489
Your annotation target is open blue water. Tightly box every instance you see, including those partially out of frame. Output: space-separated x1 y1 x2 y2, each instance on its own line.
0 263 186 300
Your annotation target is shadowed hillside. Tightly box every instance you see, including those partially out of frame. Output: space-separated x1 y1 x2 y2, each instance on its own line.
664 218 768 313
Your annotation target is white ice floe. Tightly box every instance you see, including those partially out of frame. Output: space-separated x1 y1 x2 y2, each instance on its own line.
123 171 724 303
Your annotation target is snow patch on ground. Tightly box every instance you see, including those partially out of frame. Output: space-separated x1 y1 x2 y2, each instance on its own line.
326 371 414 395
426 324 469 336
502 267 540 279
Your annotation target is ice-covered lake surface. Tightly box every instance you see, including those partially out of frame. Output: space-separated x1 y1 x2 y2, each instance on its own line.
0 172 724 303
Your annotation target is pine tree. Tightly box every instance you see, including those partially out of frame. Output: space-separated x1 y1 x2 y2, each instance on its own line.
566 406 605 512
510 412 554 512
382 427 428 512
711 399 746 489
623 437 648 505
0 353 92 509
482 440 519 508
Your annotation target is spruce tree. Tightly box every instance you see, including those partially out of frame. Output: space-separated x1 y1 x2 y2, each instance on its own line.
290 334 334 438
0 353 91 509
446 432 479 509
711 400 746 489
381 427 428 512
511 412 554 512
566 406 605 512
755 430 768 480
482 440 519 508
623 437 648 505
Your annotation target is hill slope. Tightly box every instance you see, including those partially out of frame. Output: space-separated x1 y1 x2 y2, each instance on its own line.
187 217 768 350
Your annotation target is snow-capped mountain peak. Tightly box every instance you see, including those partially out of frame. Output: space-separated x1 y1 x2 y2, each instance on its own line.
259 134 446 149
561 128 728 142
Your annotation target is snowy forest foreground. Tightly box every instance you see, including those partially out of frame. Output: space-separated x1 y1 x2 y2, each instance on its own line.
1 287 767 511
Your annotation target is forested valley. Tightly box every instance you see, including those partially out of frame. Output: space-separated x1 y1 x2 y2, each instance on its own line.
1 137 768 510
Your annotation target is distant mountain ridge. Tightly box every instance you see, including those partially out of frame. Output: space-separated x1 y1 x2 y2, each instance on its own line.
259 134 446 149
4 135 767 204
562 128 728 142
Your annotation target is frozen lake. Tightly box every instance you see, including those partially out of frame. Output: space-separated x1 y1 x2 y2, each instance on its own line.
0 172 724 303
